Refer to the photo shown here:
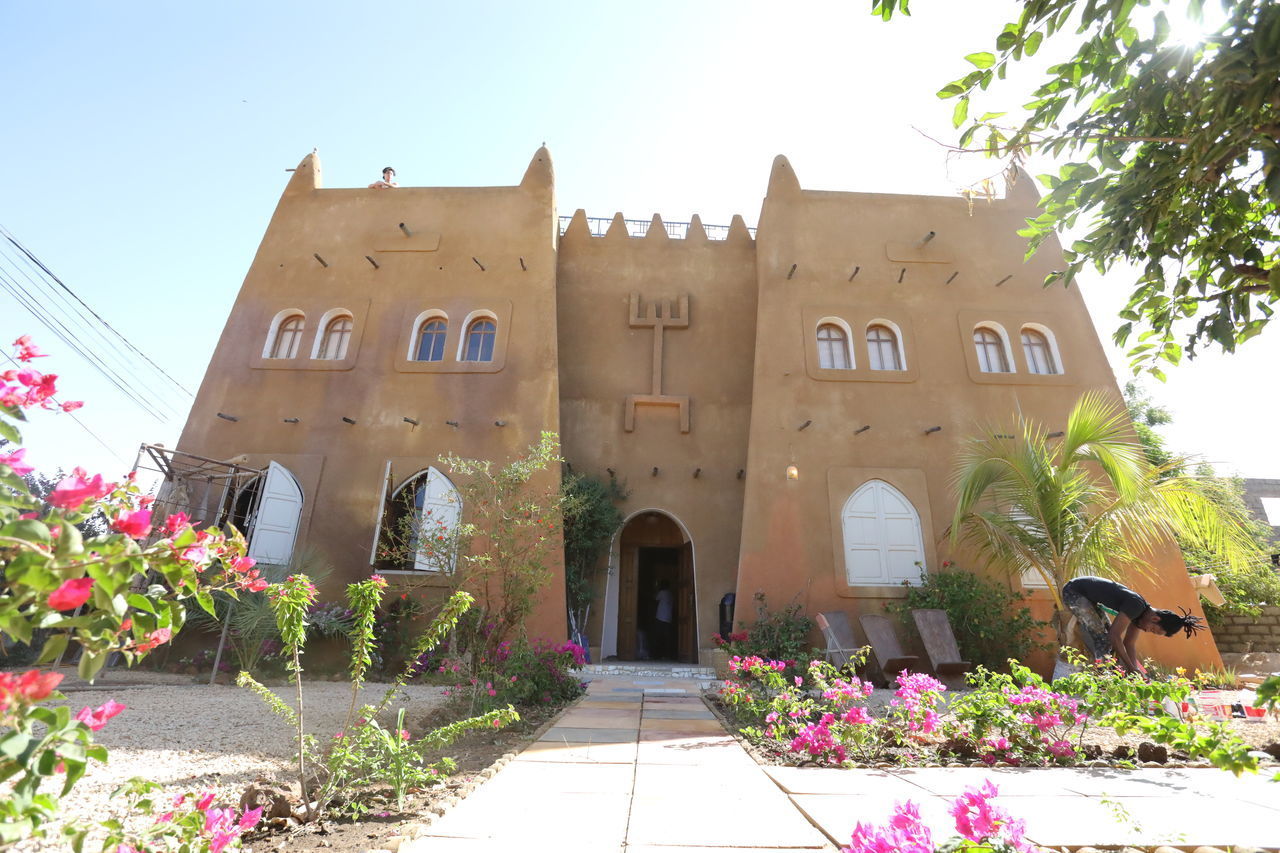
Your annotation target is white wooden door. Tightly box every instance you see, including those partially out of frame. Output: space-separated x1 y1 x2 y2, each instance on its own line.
247 462 304 566
842 480 924 585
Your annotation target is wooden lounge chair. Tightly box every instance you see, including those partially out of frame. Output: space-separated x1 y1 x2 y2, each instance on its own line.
911 608 972 679
858 613 920 684
815 611 865 669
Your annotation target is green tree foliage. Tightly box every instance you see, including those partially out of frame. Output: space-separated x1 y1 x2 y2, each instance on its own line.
950 391 1263 647
561 469 625 640
873 0 1280 375
1121 383 1280 615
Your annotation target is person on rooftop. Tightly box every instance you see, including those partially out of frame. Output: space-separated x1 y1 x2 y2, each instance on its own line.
1061 575 1205 676
369 166 398 189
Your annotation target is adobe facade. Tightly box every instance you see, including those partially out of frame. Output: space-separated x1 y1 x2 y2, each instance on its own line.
175 147 1222 671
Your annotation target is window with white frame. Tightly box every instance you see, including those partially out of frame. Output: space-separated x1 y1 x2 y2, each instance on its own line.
816 322 853 369
866 324 903 371
1021 328 1059 375
841 479 926 585
974 326 1012 373
415 318 448 362
316 314 353 360
268 313 305 359
461 318 496 362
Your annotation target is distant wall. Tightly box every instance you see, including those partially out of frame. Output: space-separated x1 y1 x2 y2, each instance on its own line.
1212 606 1280 654
1242 478 1280 547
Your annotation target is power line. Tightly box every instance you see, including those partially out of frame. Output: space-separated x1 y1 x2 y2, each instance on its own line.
0 262 173 423
1 352 131 468
0 225 194 397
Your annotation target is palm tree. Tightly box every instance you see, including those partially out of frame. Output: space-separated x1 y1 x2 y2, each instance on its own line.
950 391 1262 649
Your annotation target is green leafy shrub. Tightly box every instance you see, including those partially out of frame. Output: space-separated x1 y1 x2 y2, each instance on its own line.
729 593 815 664
885 564 1050 672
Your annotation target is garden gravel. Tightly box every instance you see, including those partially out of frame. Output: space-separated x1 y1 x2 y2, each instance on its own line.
13 669 449 852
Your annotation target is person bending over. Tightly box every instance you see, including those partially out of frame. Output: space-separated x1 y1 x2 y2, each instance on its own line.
1060 575 1205 675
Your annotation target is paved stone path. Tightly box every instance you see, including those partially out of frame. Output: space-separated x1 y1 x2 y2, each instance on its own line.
404 674 1280 851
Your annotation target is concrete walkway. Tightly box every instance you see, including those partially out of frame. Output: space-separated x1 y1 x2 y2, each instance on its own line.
404 674 1280 851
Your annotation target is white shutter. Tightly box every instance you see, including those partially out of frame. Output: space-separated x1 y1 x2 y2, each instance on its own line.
842 480 925 586
414 467 461 573
369 461 393 565
247 462 304 566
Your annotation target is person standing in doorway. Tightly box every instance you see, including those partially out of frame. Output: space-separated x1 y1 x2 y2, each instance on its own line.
653 580 675 660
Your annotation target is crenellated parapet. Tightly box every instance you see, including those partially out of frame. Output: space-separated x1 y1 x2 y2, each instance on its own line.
559 211 755 243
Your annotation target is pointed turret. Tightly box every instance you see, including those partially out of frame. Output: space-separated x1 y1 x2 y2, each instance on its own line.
520 145 554 192
766 155 801 198
283 151 322 198
645 214 668 241
563 209 592 241
1004 165 1042 209
727 214 753 244
606 212 629 241
686 214 708 243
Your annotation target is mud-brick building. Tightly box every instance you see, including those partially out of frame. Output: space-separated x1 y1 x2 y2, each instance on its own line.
175 147 1222 671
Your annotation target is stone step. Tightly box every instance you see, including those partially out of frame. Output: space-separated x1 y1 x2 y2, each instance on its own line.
582 662 718 680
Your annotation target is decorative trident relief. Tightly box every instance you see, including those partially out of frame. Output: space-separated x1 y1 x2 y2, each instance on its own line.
624 292 691 433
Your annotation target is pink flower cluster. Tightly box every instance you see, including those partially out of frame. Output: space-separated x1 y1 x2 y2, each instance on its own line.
890 671 946 735
555 641 588 667
727 655 787 675
949 780 1033 852
75 699 126 731
1 338 82 411
790 713 848 764
846 799 933 853
138 791 262 853
845 782 1032 853
0 670 63 713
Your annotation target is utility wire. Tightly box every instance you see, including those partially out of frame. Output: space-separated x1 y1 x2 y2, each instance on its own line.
0 225 194 397
0 238 186 419
0 264 173 423
0 352 131 468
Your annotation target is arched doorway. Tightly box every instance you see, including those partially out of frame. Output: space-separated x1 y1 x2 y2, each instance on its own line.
609 510 696 663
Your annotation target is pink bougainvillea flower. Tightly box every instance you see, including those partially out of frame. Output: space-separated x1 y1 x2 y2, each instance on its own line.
75 699 126 731
60 400 84 413
180 544 210 565
0 447 34 476
196 791 216 811
48 577 95 611
137 627 173 652
370 573 387 588
16 669 63 702
239 806 264 830
164 511 190 534
47 468 114 510
228 555 256 573
13 335 47 361
111 508 152 538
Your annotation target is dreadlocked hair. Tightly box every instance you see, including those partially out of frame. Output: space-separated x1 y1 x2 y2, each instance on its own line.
1153 607 1206 639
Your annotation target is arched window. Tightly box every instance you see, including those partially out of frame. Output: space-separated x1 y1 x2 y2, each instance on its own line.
462 318 497 362
268 313 305 359
866 324 903 371
316 314 353 360
841 479 925 586
388 467 462 573
816 322 853 369
415 318 448 362
1021 327 1059 375
974 326 1012 373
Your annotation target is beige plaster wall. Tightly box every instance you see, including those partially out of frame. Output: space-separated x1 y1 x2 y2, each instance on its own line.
556 212 757 660
176 148 569 641
733 156 1221 673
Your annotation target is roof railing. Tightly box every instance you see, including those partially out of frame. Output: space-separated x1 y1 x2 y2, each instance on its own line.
557 215 756 241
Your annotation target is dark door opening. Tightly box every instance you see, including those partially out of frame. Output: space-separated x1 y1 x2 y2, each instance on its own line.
616 512 696 663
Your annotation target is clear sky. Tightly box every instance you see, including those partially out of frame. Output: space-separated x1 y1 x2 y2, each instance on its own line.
2 0 1275 479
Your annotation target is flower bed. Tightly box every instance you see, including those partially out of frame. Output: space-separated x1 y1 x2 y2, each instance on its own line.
714 654 1280 773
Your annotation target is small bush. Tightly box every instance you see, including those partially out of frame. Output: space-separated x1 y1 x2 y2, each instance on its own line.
885 564 1050 671
719 593 815 664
